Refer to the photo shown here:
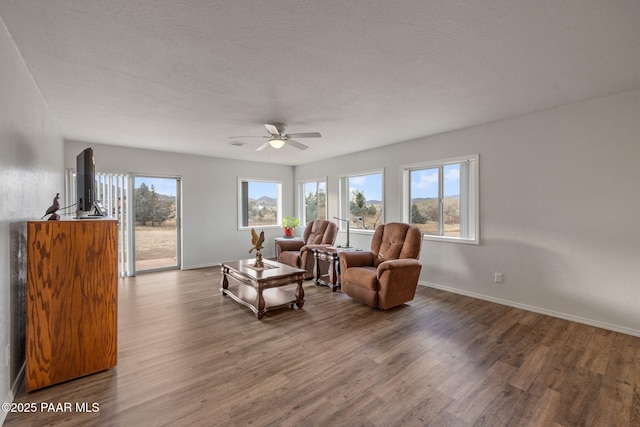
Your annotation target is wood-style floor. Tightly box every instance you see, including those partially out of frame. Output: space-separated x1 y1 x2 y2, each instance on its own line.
5 267 640 426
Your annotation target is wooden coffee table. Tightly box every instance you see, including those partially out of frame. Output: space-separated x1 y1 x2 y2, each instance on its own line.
220 259 306 319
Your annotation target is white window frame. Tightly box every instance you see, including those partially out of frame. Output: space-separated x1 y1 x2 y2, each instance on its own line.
401 154 479 245
338 168 384 233
298 177 328 225
237 177 283 230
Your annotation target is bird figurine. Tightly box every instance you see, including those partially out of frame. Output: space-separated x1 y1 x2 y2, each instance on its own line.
42 193 61 220
249 228 265 267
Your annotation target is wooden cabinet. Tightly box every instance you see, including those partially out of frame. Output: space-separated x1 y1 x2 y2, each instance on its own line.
26 219 118 391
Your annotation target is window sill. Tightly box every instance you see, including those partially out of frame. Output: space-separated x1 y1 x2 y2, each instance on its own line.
348 228 376 234
422 234 479 245
238 225 281 231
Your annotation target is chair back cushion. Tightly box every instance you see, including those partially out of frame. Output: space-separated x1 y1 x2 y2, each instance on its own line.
302 220 338 245
370 223 422 266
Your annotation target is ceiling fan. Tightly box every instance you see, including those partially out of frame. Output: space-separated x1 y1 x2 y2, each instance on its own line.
231 123 321 151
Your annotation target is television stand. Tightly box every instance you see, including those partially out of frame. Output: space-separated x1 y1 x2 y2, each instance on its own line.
76 201 107 218
26 219 118 390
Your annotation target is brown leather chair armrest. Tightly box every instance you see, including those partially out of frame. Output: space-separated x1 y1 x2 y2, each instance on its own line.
276 239 305 252
339 251 375 269
377 259 422 309
376 258 422 277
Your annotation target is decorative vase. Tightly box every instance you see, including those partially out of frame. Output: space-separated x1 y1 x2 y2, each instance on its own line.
283 227 295 238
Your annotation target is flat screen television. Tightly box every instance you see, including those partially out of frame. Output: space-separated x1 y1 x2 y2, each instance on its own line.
76 147 96 216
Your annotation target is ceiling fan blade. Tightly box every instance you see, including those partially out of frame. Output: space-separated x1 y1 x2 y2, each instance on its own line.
285 139 308 150
229 135 267 138
255 141 271 151
264 124 281 136
284 132 321 138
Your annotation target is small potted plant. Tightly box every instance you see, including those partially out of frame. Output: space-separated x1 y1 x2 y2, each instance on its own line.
281 216 300 238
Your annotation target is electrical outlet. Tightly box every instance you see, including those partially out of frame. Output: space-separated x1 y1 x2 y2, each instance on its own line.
494 272 504 283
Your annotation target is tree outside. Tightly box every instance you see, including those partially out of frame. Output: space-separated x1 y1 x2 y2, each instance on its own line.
305 189 326 221
410 196 460 236
135 182 175 226
350 189 381 230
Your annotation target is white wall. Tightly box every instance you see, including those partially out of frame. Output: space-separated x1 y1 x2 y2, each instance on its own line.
64 141 295 268
0 17 65 423
295 90 640 336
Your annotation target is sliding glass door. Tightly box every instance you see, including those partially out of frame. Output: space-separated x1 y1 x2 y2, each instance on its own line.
134 176 181 272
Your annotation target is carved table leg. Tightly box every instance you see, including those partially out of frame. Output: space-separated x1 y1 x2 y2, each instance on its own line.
329 255 340 292
257 287 266 319
221 266 229 294
295 279 305 308
313 250 320 286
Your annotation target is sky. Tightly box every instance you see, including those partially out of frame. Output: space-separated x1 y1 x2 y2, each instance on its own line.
135 176 178 196
349 174 382 201
248 181 278 199
410 164 460 198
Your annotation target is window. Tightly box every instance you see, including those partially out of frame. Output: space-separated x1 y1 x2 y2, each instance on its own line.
300 178 327 224
402 154 479 244
238 178 282 228
339 170 384 230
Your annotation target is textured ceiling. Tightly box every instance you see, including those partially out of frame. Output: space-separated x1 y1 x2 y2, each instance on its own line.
1 0 640 165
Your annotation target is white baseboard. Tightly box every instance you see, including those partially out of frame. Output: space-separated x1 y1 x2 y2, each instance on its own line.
182 262 220 270
1 390 13 426
419 281 640 338
12 362 24 397
1 362 23 425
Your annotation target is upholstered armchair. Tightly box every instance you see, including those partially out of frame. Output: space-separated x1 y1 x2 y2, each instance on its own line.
339 222 423 309
277 219 338 279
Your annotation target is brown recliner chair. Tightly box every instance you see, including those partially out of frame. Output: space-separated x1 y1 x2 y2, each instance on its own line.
339 222 423 309
277 219 338 279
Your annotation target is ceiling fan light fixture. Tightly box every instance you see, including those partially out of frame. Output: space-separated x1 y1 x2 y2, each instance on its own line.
268 137 285 149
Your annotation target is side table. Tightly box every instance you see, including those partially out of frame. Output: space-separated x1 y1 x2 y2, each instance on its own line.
312 247 360 291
